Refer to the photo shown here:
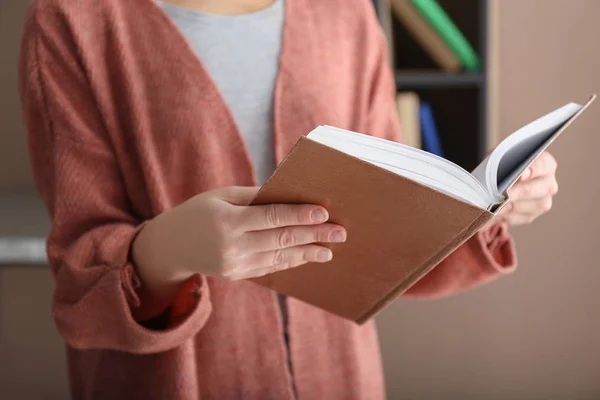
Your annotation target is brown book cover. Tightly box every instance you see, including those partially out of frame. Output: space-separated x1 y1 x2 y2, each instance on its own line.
249 137 492 323
390 0 461 72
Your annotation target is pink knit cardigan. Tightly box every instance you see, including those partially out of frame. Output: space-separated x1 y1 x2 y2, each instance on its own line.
18 0 516 398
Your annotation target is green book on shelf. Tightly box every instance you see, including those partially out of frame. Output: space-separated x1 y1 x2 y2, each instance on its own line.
410 0 480 71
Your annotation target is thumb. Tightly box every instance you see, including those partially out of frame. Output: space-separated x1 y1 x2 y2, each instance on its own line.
520 167 532 181
216 186 261 205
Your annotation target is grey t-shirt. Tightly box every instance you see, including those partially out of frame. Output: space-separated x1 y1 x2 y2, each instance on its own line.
159 0 284 185
159 3 293 386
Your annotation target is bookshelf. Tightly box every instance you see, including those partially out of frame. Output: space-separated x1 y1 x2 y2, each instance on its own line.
376 0 489 172
394 71 483 89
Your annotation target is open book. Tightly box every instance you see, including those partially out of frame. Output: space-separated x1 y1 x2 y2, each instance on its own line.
250 95 595 323
307 95 595 212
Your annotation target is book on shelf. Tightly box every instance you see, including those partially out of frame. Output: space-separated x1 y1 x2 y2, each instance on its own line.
249 94 596 323
390 0 461 72
410 0 480 71
419 101 444 157
396 91 422 148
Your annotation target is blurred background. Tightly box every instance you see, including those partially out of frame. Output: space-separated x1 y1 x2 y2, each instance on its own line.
1 0 599 399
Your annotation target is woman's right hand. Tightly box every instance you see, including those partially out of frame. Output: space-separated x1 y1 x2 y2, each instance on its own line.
131 186 346 317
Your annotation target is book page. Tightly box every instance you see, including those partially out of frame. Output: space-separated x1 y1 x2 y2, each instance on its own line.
495 124 564 194
472 102 583 198
307 126 492 208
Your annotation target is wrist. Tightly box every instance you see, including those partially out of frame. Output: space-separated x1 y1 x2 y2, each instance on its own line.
132 218 164 285
131 217 186 321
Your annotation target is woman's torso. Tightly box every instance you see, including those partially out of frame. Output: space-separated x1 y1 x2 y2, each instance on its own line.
30 0 392 398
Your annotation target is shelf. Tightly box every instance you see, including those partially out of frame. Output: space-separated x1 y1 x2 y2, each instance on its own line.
395 71 483 90
0 194 50 266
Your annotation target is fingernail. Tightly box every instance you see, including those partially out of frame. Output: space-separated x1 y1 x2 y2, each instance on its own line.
329 230 347 243
310 208 328 223
317 249 333 262
522 168 532 180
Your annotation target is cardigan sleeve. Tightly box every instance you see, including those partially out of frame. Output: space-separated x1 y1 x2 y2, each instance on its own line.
18 6 211 354
403 222 516 298
362 1 517 298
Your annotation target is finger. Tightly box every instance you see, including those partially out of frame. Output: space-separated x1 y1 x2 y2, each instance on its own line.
230 263 301 280
509 175 558 201
230 245 333 280
503 212 537 226
241 223 346 253
520 167 532 181
228 245 332 280
235 203 330 232
526 152 558 180
217 186 261 205
510 197 553 215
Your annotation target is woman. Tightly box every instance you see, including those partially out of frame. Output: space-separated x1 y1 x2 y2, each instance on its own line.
18 0 558 398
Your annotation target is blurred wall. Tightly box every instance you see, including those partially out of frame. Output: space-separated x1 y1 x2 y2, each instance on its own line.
1 1 599 400
377 1 600 399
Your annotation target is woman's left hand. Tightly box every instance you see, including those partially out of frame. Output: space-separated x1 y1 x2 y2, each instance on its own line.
492 151 559 227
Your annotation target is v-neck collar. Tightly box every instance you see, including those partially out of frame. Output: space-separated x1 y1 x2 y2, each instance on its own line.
142 0 293 183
